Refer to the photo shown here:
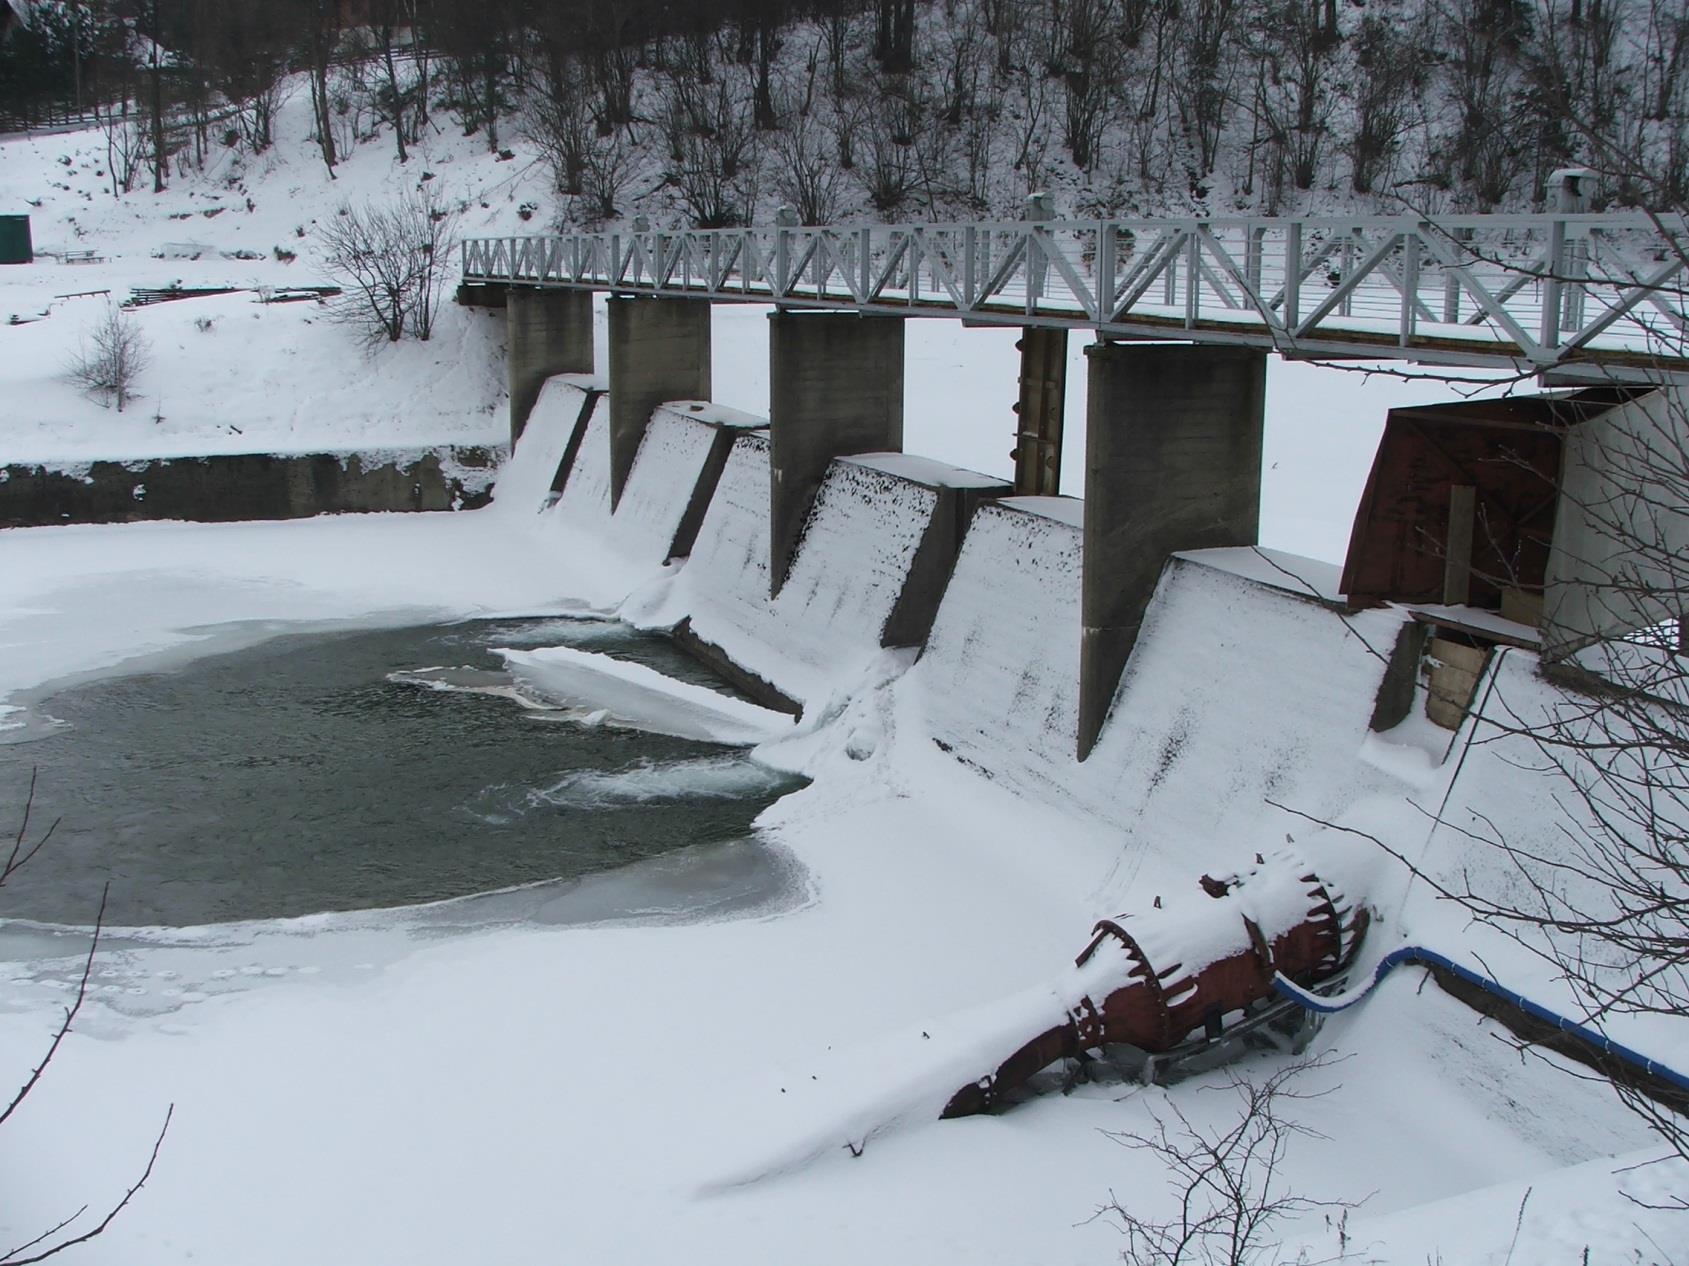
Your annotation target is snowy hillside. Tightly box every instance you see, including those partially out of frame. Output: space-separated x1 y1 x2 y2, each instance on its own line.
2 78 1503 563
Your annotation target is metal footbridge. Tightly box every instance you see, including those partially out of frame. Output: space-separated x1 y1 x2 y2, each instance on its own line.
462 211 1689 380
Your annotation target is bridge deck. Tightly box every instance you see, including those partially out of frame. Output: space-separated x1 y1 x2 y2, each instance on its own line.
462 214 1689 381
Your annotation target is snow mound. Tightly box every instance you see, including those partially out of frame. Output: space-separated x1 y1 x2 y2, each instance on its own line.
499 645 794 745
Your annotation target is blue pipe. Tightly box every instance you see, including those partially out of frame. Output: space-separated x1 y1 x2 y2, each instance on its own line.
1273 946 1689 1097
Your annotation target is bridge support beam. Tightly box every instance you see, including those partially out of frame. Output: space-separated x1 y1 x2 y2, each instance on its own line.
607 296 712 508
1079 343 1266 759
507 288 593 446
1013 327 1067 495
768 311 905 595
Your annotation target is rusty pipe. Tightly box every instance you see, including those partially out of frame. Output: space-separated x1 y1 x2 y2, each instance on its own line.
942 850 1367 1118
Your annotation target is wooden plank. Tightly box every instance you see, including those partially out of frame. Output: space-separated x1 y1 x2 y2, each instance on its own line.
1442 484 1476 605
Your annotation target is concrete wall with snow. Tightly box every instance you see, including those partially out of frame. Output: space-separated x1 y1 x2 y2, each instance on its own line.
545 389 764 577
645 444 1003 708
1075 553 1407 890
909 496 1085 800
909 501 1409 885
0 446 499 528
489 373 601 519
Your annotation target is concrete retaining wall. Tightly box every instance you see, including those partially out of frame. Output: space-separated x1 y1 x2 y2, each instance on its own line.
0 447 499 529
910 501 1407 880
1077 554 1404 890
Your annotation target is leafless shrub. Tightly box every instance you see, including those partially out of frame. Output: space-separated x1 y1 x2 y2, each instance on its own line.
66 303 148 413
1093 1054 1353 1265
317 191 457 346
662 79 760 227
1 774 173 1263
581 128 641 224
772 109 845 225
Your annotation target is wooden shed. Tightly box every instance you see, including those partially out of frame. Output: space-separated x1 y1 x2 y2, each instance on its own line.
1340 388 1642 623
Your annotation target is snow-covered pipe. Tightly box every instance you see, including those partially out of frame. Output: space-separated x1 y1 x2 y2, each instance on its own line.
942 849 1368 1118
1273 949 1689 1098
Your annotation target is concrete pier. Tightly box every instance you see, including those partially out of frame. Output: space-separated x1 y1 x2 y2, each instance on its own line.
507 289 593 445
1078 343 1266 758
768 311 905 594
607 297 712 507
1013 327 1067 495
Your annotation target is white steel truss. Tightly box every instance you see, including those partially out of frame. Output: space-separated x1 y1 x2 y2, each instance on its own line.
462 213 1689 379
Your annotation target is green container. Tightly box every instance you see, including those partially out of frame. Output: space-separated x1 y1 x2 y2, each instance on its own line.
0 214 34 265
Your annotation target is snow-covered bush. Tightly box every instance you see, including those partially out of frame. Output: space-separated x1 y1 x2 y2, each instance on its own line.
66 303 149 413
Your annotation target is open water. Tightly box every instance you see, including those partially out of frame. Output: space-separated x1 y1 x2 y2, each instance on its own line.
0 618 804 928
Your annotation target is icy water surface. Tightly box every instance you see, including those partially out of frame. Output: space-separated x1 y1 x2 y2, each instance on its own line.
0 618 805 928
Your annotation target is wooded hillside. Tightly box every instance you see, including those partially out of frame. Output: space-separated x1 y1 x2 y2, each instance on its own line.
3 0 1685 221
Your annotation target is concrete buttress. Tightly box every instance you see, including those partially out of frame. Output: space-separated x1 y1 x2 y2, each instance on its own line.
767 311 905 595
607 297 712 508
1079 342 1265 758
506 289 593 446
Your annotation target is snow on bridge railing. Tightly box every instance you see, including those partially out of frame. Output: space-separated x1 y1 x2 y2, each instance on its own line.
461 213 1689 377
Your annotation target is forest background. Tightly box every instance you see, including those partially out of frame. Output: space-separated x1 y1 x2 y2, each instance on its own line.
2 0 1685 229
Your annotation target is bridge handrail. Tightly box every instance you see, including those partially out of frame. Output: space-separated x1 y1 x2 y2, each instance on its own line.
461 212 1689 377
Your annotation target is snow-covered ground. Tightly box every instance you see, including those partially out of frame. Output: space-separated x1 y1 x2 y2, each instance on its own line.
3 99 1683 1265
1 391 1680 1264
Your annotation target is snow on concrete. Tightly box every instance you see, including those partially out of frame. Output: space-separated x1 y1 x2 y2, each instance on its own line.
542 394 753 608
1078 554 1408 889
488 373 602 518
841 451 1007 489
1175 544 1347 604
634 438 953 707
910 496 1084 799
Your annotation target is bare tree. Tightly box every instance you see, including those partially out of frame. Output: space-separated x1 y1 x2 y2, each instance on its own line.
1 776 173 1263
773 107 846 224
1381 35 1689 1174
1053 0 1120 173
1347 5 1426 194
1409 378 1689 1171
1094 1055 1353 1265
581 128 640 224
662 78 759 227
318 192 457 346
100 106 145 198
524 45 594 198
67 303 149 413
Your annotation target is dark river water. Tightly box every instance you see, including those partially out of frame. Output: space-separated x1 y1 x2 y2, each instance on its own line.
0 618 804 928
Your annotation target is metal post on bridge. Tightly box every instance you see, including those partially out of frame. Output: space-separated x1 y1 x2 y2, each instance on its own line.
1014 192 1066 496
1550 167 1595 339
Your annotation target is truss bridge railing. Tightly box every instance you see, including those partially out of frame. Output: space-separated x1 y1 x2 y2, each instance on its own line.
462 213 1689 378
